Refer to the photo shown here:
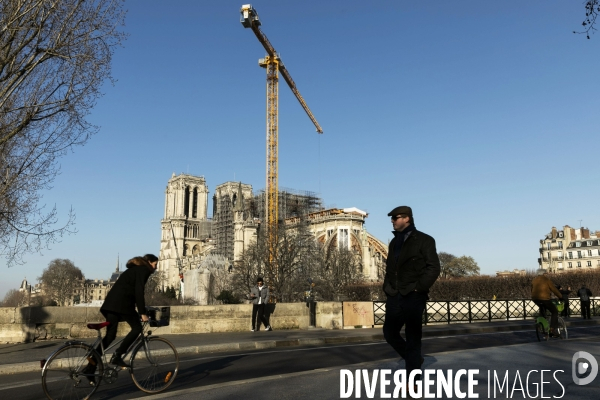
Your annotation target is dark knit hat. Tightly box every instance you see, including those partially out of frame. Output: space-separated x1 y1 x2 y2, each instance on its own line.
387 206 413 217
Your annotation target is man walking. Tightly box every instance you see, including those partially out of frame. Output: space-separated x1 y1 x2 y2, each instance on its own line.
250 277 272 331
577 285 593 319
382 206 440 385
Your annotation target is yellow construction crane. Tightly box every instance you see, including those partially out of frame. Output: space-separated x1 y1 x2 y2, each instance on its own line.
240 4 323 274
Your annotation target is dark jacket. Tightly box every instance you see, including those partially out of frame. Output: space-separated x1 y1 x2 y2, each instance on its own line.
383 229 441 296
577 287 592 302
101 257 154 316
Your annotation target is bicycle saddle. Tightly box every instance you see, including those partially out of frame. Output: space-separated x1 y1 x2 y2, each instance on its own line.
87 321 111 330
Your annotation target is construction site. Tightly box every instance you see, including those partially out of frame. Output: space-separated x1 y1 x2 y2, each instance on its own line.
155 5 387 303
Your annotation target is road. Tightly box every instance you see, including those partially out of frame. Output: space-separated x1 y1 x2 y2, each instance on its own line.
1 326 599 399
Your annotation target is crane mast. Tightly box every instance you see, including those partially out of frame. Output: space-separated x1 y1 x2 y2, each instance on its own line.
240 4 322 285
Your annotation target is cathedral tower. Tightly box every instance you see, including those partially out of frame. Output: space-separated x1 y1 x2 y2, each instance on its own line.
158 173 210 290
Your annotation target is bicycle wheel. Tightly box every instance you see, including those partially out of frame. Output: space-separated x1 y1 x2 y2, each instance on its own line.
129 337 179 393
535 322 548 342
557 317 568 340
42 343 103 400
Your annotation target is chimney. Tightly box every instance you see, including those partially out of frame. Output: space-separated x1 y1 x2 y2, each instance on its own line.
582 228 590 239
551 227 557 239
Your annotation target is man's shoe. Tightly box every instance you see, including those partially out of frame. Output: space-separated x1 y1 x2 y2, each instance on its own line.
81 362 97 386
110 353 131 369
251 328 255 332
265 326 272 331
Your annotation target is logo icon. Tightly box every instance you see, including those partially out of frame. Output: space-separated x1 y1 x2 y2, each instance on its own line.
572 351 598 385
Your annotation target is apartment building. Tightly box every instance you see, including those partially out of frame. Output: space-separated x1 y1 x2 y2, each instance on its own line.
539 225 600 272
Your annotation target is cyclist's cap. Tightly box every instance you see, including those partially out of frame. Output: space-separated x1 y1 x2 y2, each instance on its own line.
536 268 547 275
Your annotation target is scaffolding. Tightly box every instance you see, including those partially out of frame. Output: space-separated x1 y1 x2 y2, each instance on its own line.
252 187 322 222
213 192 234 260
211 181 323 261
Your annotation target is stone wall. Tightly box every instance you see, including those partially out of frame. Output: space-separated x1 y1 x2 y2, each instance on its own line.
0 302 343 343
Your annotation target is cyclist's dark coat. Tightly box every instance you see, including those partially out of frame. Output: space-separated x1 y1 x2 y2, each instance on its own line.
101 257 154 316
383 228 441 296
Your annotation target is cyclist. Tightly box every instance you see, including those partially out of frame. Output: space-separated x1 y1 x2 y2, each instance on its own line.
531 268 563 338
82 254 158 382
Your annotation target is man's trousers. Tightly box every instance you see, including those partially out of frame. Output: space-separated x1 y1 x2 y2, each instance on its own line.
383 291 427 378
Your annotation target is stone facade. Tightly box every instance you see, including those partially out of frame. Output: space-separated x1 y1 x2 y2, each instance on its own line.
0 302 344 343
158 173 388 302
539 225 600 273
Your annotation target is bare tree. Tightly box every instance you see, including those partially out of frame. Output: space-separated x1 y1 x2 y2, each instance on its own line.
0 0 126 266
38 258 84 306
438 251 457 279
0 288 27 306
575 0 600 38
233 222 319 302
313 247 363 301
439 252 480 279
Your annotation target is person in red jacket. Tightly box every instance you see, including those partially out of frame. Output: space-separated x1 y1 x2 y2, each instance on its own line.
83 254 157 383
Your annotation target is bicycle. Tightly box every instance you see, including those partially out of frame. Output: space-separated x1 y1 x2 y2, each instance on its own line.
41 318 179 400
534 299 568 341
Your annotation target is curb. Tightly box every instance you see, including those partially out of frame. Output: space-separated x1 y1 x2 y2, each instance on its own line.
0 335 385 375
2 319 597 375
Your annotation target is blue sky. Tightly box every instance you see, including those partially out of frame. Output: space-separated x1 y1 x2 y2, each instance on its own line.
2 1 599 298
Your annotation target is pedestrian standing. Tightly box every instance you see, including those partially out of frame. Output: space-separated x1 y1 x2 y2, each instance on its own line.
557 285 571 318
250 277 272 332
577 285 593 319
382 206 441 385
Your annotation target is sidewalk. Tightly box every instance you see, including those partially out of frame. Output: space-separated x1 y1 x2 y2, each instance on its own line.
1 317 598 375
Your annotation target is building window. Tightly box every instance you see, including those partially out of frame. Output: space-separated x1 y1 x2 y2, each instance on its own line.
577 251 582 258
568 262 572 268
558 262 563 269
558 241 563 249
547 243 552 250
576 242 581 247
568 252 573 259
587 241 592 246
589 250 593 256
184 186 190 218
558 251 562 258
577 261 581 267
587 261 592 267
338 228 349 249
547 252 550 259
559 232 563 237
192 188 198 218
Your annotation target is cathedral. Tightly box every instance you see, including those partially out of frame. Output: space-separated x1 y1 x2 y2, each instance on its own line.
157 173 388 303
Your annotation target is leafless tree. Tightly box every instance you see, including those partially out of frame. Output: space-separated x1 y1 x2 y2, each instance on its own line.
0 288 27 306
38 258 84 306
233 222 319 302
438 252 480 279
313 247 363 301
575 0 600 38
438 251 457 279
0 0 126 266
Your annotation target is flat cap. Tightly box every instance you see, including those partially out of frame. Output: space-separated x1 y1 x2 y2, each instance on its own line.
387 206 412 217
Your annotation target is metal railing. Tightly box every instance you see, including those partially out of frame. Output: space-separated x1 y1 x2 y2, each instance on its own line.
373 298 599 325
